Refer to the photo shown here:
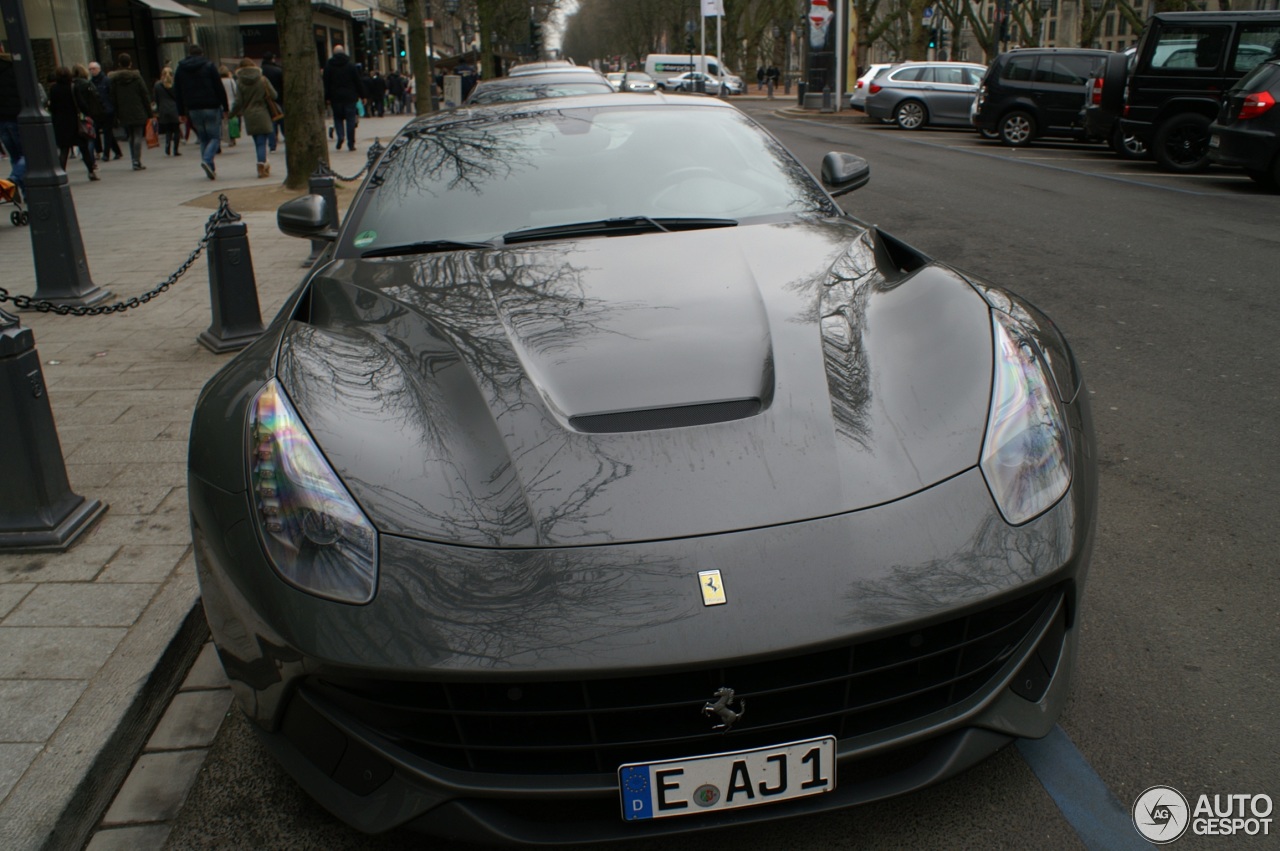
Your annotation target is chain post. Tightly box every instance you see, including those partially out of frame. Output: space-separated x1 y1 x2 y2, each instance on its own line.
0 305 107 552
304 164 339 267
198 195 264 354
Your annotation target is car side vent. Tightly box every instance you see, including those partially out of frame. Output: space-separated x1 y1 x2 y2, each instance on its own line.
570 399 761 434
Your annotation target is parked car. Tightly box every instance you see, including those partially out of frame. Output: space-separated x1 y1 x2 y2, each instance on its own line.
972 48 1112 146
191 92 1096 844
1209 59 1280 188
1081 51 1149 159
848 63 895 112
609 70 659 93
1117 11 1280 172
667 71 744 95
508 59 576 77
465 73 614 106
864 61 988 129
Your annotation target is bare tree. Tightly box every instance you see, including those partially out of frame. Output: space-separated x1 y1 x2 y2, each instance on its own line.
274 0 328 189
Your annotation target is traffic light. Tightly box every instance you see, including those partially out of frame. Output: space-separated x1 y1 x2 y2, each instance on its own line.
938 29 947 51
928 27 938 49
685 34 695 53
531 19 543 53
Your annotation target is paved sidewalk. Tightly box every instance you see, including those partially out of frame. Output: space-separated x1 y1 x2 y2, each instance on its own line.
0 98 851 851
0 114 409 851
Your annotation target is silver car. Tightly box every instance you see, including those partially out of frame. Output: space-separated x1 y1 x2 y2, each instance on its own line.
865 61 988 129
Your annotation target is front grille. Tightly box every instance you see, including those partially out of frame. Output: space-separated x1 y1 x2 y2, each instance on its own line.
309 586 1060 776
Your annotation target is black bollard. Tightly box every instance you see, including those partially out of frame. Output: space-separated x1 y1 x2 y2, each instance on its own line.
303 165 339 267
821 85 834 113
198 213 264 354
0 308 107 552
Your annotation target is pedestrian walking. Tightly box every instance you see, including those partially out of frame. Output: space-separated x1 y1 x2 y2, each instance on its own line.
154 67 181 156
219 65 238 147
49 66 100 180
386 70 404 115
367 70 386 117
88 60 124 162
323 45 364 151
0 50 19 192
260 52 284 151
107 53 152 171
231 58 277 179
173 43 229 180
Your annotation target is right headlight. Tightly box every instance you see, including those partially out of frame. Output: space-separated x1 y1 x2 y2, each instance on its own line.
980 310 1072 526
248 379 377 604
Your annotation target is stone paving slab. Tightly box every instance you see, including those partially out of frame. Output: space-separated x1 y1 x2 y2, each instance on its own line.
0 113 411 851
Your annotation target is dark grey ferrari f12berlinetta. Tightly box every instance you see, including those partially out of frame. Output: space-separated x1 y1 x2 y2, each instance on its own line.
187 93 1096 845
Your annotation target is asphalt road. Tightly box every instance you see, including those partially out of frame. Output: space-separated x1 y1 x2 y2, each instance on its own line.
164 107 1280 850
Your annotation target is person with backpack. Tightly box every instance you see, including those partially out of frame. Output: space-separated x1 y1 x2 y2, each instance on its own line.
173 43 229 180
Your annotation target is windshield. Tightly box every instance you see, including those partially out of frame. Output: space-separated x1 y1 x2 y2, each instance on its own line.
343 104 833 253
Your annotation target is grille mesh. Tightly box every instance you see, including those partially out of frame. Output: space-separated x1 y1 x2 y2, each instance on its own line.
309 586 1060 776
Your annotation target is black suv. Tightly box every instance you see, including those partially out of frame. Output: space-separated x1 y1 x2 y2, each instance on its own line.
972 48 1112 147
1118 11 1280 172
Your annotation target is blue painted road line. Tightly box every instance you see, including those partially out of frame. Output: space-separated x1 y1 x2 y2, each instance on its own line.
1017 725 1153 851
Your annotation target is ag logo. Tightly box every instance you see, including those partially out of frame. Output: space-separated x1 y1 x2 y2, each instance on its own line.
1133 785 1190 844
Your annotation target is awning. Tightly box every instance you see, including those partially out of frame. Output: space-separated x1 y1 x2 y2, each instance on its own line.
131 0 201 18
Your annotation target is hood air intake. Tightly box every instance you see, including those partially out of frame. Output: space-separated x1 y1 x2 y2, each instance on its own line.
570 399 762 434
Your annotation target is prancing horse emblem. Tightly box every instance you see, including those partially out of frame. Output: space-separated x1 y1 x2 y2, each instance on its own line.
703 687 745 732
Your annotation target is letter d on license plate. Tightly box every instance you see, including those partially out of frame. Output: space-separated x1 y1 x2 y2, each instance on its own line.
619 736 835 821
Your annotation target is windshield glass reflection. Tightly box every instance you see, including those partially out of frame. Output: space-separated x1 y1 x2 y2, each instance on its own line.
345 105 832 251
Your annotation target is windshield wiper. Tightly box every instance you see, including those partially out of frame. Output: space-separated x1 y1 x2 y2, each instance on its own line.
502 216 737 245
361 239 494 258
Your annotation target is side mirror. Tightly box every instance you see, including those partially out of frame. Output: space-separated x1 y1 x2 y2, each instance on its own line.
821 152 871 196
277 195 338 242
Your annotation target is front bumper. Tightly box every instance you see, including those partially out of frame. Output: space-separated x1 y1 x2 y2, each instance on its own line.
192 444 1096 842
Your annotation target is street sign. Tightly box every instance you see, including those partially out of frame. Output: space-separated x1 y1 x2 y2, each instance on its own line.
352 8 371 19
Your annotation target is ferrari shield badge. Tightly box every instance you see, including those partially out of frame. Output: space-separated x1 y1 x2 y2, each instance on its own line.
698 570 727 606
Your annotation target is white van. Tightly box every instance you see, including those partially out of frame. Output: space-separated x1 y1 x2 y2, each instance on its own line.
644 54 743 91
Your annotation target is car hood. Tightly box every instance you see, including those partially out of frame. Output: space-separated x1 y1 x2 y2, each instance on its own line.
275 218 993 547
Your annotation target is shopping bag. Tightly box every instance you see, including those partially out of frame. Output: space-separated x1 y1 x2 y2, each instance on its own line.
145 118 160 148
228 116 241 139
78 115 96 140
357 99 365 117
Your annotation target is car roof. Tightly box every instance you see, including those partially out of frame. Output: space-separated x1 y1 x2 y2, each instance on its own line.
407 91 737 130
481 71 610 87
1150 10 1280 22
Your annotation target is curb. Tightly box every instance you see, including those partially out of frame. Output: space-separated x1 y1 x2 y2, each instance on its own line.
40 602 209 851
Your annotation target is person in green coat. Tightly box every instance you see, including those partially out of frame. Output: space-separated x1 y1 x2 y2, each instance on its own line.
231 58 278 179
107 53 153 170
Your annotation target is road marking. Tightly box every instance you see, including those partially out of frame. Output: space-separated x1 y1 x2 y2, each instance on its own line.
1017 725 1153 851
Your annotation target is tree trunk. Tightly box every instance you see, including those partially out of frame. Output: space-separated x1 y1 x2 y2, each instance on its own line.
404 0 434 116
275 0 328 190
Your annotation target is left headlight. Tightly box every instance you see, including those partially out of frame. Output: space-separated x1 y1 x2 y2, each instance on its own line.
248 379 378 604
980 311 1072 526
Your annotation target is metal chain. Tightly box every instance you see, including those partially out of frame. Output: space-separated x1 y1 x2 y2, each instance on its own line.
0 195 240 317
320 139 384 183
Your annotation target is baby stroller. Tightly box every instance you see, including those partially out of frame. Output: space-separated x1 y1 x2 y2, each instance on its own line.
1 178 28 227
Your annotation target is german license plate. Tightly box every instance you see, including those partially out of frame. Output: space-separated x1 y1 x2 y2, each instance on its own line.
619 736 835 821
1209 134 1221 148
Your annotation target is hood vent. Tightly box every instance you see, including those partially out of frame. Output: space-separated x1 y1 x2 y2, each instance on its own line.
570 399 761 434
